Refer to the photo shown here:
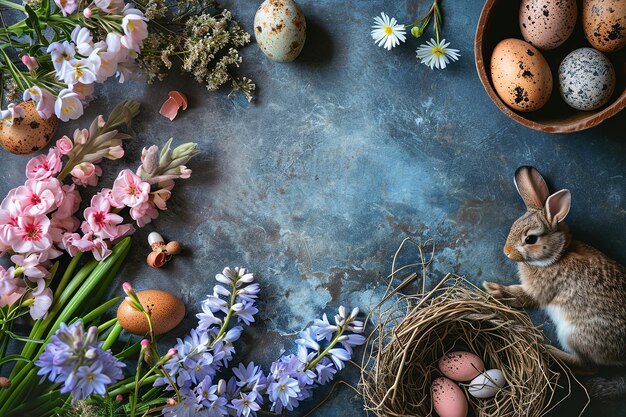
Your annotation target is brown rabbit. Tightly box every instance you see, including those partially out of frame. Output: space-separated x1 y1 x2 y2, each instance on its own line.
483 166 626 399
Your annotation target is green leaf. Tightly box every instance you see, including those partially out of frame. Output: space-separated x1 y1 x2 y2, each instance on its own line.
5 331 44 344
0 354 31 366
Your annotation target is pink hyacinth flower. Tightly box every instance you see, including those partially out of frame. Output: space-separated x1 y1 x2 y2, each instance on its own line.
54 0 78 16
7 215 52 254
30 287 53 319
25 148 63 181
82 193 124 240
112 169 150 208
91 237 111 261
13 178 64 216
56 136 74 155
0 266 25 308
10 253 49 279
71 162 102 187
61 232 95 257
55 184 81 219
130 201 159 227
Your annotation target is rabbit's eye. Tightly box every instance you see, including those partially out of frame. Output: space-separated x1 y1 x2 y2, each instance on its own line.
525 235 538 244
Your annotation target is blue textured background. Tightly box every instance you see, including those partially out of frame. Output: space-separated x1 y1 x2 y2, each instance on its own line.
1 0 625 415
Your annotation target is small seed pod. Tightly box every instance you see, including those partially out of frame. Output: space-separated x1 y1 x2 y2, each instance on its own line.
147 251 167 268
165 241 183 255
0 377 10 389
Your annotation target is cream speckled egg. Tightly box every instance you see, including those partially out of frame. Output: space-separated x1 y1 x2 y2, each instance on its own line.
582 0 626 52
117 290 185 336
490 39 553 112
559 48 616 110
431 377 468 417
0 101 57 155
254 0 306 63
439 351 485 382
520 0 577 50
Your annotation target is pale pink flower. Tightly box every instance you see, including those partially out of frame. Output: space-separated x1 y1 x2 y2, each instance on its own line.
7 215 52 253
69 82 95 105
151 189 171 210
112 169 150 207
25 148 63 180
180 166 192 179
50 214 80 240
120 8 148 52
30 287 53 319
71 162 102 187
23 86 56 119
55 184 81 218
0 266 24 308
94 0 124 14
99 188 125 209
54 88 83 122
61 232 94 257
130 201 158 227
56 136 74 154
91 237 111 261
54 0 78 16
13 178 64 216
82 193 124 239
11 253 49 279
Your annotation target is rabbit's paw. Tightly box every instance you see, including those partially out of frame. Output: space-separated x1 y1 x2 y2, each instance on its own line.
482 281 507 299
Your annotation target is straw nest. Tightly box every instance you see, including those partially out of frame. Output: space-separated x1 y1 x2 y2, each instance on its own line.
360 241 586 417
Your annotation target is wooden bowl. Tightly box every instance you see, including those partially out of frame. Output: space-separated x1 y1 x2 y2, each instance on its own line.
475 0 626 133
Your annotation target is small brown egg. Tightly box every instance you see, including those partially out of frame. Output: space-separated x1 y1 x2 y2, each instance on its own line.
519 0 577 50
165 241 183 255
490 38 553 112
0 101 57 155
582 0 626 53
117 290 185 335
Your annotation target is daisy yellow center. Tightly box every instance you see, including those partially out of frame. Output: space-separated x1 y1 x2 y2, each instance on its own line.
383 26 393 35
431 46 445 57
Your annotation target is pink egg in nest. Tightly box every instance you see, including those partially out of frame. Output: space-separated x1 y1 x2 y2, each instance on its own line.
431 377 468 417
438 351 485 382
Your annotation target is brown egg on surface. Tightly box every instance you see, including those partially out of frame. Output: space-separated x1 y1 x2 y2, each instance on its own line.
0 101 57 155
519 0 577 50
431 377 468 417
583 0 626 52
117 290 185 335
439 351 485 382
490 39 553 112
254 0 307 63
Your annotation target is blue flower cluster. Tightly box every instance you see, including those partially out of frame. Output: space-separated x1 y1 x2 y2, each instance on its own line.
159 267 365 417
35 320 125 401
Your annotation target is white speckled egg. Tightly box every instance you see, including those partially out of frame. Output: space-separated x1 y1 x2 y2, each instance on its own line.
468 369 507 399
431 377 468 417
558 48 616 111
254 0 306 63
519 0 577 50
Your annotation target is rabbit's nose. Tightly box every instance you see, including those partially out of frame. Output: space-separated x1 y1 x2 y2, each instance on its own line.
503 244 513 257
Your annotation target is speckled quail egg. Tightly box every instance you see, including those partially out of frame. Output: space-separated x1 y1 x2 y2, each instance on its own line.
558 48 616 110
0 101 57 155
519 0 577 50
582 0 626 53
117 290 185 335
254 0 307 63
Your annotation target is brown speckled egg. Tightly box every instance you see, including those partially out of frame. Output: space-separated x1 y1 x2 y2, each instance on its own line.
519 0 577 50
431 377 468 417
254 0 306 63
438 351 485 382
582 0 626 53
117 290 185 335
490 39 553 112
0 101 57 155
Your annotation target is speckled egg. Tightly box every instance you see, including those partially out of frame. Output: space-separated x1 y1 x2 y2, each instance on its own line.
431 377 468 417
468 369 507 399
439 351 485 382
559 47 616 110
254 0 306 63
0 101 57 155
490 39 553 112
117 290 185 335
519 0 577 50
582 0 626 52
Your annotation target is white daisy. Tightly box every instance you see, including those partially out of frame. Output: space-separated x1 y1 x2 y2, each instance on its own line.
416 38 460 70
371 12 406 51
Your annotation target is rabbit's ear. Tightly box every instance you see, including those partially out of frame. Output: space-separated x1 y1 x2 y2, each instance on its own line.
514 166 550 209
545 189 571 225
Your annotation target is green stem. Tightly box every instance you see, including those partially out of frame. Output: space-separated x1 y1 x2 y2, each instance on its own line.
210 282 237 346
108 375 158 397
306 327 344 370
103 322 123 350
54 252 83 299
0 0 24 11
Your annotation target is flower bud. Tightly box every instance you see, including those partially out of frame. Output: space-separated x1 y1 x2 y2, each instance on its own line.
85 347 97 360
166 398 177 406
56 136 74 155
86 326 98 344
122 282 134 295
0 377 10 389
74 128 90 145
83 7 92 18
21 55 39 71
411 26 423 38
166 348 177 357
141 145 160 175
140 339 150 348
116 394 123 401
217 379 226 395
